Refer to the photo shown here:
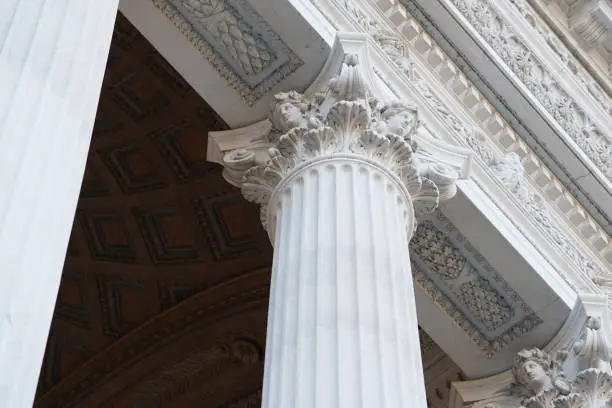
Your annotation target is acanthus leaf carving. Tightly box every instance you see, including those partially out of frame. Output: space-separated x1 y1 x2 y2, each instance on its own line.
573 317 612 374
231 52 455 233
472 315 612 407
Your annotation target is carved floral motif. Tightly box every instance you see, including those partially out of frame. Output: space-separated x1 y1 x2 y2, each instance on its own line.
574 317 612 374
227 54 459 230
367 28 604 284
449 0 612 181
507 0 611 115
476 318 612 407
178 0 273 76
410 215 541 356
153 0 303 105
512 348 612 407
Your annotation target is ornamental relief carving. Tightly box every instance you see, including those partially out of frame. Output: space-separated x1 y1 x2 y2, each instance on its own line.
473 317 612 408
177 0 274 76
506 0 611 114
153 0 303 105
222 51 462 232
127 337 262 406
365 27 604 285
448 0 612 181
308 0 609 284
411 215 541 356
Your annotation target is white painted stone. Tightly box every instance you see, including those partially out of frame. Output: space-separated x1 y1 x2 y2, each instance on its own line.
451 295 612 407
207 33 472 407
0 1 118 406
262 158 426 408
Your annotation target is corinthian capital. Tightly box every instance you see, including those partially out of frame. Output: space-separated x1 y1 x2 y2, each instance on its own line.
208 33 470 235
451 295 612 408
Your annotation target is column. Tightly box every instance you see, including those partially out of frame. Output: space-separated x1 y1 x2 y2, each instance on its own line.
222 51 459 407
0 1 119 406
262 157 426 407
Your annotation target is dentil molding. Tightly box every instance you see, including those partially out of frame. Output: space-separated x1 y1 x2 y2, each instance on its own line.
298 0 611 293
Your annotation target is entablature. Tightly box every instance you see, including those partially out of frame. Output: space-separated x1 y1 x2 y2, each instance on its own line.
298 0 610 285
209 29 577 378
397 0 612 246
533 0 612 87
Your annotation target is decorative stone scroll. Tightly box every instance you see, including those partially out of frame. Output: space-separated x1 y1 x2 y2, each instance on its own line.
216 36 465 236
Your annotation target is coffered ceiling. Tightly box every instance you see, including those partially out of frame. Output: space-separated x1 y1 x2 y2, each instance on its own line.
34 13 462 408
35 13 273 406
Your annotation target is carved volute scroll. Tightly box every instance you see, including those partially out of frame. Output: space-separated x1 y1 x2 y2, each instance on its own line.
240 77 445 234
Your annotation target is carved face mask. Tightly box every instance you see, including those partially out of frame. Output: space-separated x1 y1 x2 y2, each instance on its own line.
520 361 549 392
279 102 303 129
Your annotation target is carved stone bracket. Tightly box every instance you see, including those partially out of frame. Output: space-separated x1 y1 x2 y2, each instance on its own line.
208 32 472 238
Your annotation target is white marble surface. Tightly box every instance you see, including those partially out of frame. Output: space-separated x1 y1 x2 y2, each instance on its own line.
262 158 428 408
0 1 119 405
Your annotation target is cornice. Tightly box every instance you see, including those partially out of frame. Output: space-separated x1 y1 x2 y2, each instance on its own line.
299 0 612 281
439 0 612 186
401 0 612 239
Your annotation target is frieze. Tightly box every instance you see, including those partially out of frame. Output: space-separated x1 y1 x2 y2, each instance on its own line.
152 0 303 105
506 0 611 114
447 0 612 182
305 0 610 283
368 28 605 283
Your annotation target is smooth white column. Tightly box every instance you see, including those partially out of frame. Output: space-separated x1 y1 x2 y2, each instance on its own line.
262 157 427 408
0 1 118 405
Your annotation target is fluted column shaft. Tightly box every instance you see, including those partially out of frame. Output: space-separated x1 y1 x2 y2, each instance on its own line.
263 156 427 408
0 1 118 405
